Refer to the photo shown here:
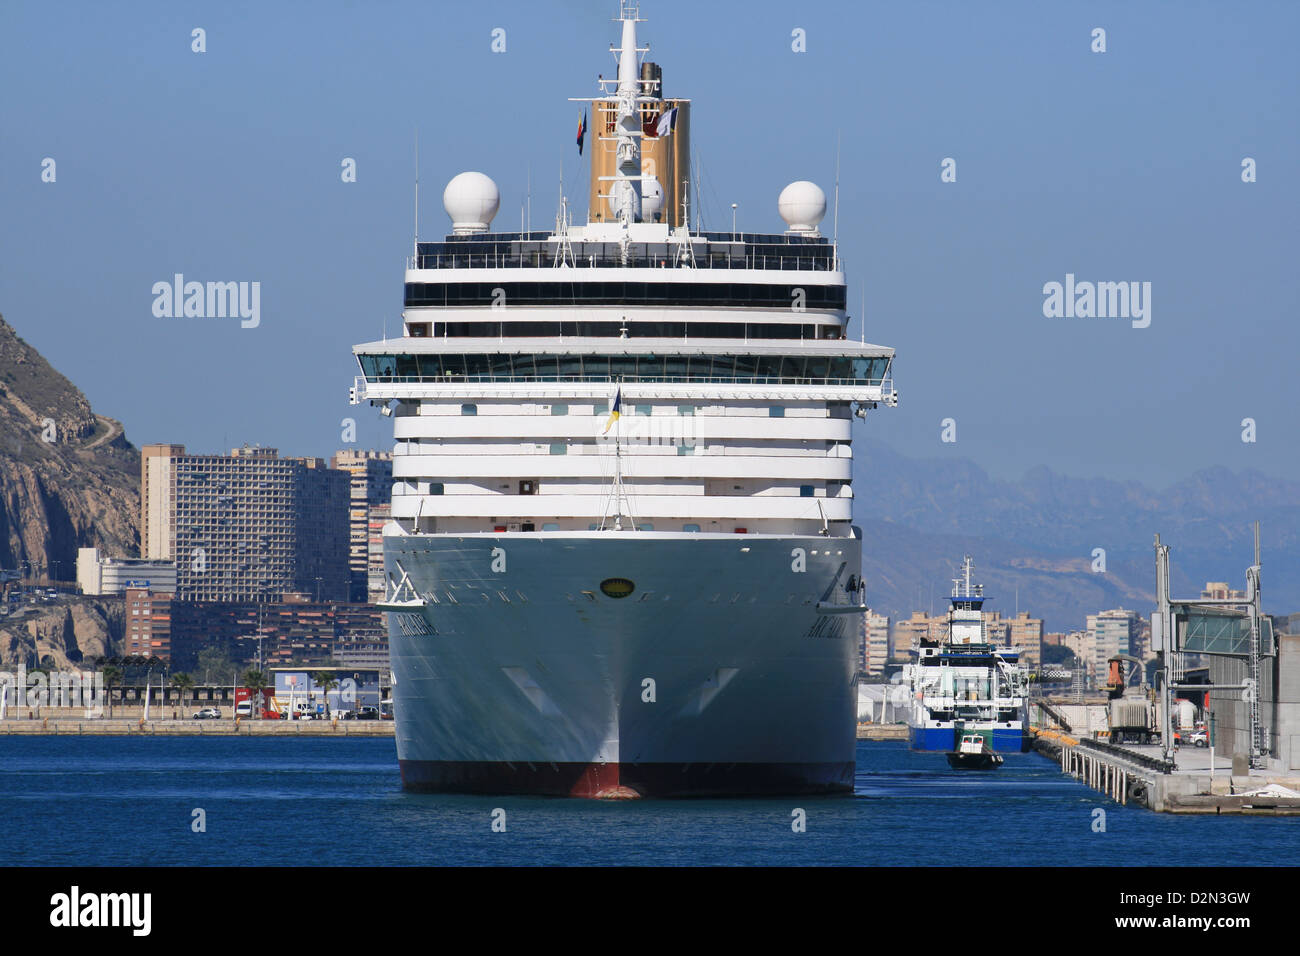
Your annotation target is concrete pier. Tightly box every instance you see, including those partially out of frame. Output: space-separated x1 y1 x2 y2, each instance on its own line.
0 717 394 736
1033 728 1300 814
856 722 908 740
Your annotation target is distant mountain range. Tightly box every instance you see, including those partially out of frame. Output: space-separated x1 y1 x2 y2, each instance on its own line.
852 439 1300 632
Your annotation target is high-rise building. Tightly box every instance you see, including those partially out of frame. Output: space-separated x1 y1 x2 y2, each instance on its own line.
124 587 172 659
891 611 946 660
1063 629 1096 688
1202 581 1247 603
141 444 350 603
1005 611 1044 670
861 612 889 675
367 502 392 603
1086 608 1142 687
330 450 394 602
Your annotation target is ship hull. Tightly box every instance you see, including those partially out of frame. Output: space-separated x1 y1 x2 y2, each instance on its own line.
385 532 860 797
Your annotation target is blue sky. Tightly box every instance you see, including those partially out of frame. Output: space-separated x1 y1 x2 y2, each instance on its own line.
1 0 1295 486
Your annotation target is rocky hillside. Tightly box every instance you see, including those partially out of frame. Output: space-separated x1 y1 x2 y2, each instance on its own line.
0 597 123 669
0 313 141 582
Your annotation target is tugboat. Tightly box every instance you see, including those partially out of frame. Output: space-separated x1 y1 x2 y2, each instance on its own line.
946 733 1005 770
903 556 1031 758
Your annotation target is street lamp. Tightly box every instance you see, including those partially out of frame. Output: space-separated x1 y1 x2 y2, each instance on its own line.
731 203 738 239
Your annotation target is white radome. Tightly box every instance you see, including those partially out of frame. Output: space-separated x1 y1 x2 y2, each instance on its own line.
443 171 500 234
641 175 664 221
778 181 826 235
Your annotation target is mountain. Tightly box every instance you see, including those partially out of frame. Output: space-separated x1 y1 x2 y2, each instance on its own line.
0 313 141 581
853 439 1300 633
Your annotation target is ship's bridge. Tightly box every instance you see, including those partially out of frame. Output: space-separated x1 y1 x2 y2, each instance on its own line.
354 337 892 394
351 336 894 537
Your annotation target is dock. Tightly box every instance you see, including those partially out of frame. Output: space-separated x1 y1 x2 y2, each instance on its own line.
0 717 394 736
1031 727 1300 814
857 722 908 740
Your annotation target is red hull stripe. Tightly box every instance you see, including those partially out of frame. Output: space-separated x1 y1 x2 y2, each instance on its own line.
399 760 853 798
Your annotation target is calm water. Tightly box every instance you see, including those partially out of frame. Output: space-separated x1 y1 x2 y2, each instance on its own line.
1 737 1294 866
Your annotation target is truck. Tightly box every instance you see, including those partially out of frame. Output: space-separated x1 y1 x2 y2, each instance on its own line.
234 687 287 719
1108 698 1158 744
1106 654 1157 744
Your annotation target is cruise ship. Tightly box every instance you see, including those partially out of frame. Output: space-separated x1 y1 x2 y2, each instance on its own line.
903 557 1031 755
350 2 896 797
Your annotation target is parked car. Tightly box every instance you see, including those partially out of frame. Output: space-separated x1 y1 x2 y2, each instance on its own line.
234 702 252 718
192 707 222 720
1189 729 1209 748
356 706 380 721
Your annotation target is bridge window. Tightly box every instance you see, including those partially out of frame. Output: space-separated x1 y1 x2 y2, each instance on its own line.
461 403 477 416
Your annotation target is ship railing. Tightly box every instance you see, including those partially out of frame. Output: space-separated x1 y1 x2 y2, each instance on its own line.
360 373 890 388
407 252 839 272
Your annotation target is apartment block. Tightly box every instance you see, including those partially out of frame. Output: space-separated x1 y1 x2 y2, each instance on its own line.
329 450 393 602
891 612 946 659
124 587 172 659
864 612 890 676
1202 581 1247 603
141 444 349 603
1063 630 1096 688
1085 608 1143 687
1005 611 1044 670
169 596 386 672
367 502 392 602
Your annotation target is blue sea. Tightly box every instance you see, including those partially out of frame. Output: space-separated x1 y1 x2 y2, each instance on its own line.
1 737 1294 866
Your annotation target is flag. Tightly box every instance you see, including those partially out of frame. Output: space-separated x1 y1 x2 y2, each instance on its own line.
655 107 678 138
603 388 622 434
576 110 587 155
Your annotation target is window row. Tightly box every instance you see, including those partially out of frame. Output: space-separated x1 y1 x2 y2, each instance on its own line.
358 352 891 384
406 320 843 339
403 281 847 311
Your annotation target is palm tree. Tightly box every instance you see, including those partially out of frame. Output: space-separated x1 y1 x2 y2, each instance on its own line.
242 668 269 718
311 671 339 717
102 665 123 719
170 673 194 718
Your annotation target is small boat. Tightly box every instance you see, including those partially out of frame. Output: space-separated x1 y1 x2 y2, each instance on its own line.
946 734 1004 770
